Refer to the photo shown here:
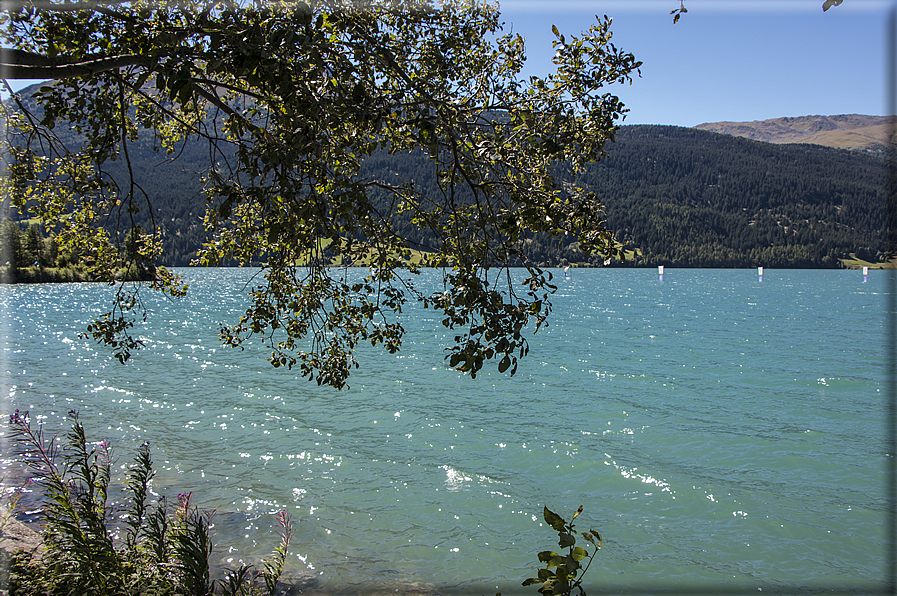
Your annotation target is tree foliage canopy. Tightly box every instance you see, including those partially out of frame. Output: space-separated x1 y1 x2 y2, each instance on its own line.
1 0 641 388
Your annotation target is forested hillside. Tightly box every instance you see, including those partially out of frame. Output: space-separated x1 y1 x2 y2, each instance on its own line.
576 126 887 268
6 113 887 268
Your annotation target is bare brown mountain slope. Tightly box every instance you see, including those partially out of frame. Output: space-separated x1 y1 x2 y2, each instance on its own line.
694 114 895 155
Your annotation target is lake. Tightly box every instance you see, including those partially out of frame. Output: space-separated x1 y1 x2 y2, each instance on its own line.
0 267 890 594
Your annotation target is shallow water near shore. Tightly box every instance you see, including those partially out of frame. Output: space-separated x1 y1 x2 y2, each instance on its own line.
0 267 890 594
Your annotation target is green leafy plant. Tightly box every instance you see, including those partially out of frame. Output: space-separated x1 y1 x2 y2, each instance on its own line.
7 410 293 596
0 484 25 533
523 506 603 596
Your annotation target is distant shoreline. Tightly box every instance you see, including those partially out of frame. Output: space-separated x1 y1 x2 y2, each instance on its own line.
0 265 162 284
1 259 892 285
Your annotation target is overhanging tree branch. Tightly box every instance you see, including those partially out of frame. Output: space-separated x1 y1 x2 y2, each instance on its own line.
2 0 639 388
1 49 155 80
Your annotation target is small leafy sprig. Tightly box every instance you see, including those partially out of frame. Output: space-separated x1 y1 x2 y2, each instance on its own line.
523 506 602 596
670 1 687 23
263 509 293 594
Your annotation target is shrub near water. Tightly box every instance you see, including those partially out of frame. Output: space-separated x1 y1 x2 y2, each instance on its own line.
6 410 292 596
521 506 603 596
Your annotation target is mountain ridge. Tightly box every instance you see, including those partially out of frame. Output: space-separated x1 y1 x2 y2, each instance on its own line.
693 114 895 156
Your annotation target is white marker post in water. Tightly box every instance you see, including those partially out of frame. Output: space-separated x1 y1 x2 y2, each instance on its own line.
658 265 664 281
758 266 764 282
863 266 868 282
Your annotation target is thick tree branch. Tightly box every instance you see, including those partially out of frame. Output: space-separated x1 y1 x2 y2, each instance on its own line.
0 49 154 79
0 0 128 11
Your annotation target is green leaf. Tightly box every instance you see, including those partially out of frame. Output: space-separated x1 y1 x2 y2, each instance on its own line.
498 355 511 373
571 546 588 561
352 82 365 102
219 197 234 219
537 568 555 581
552 576 570 595
267 223 283 244
558 532 575 548
537 550 559 563
543 507 566 532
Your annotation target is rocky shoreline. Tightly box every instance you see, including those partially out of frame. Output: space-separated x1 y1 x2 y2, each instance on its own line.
0 505 43 596
0 506 446 596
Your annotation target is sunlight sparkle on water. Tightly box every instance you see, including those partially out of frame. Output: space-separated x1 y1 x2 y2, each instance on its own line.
3 268 884 591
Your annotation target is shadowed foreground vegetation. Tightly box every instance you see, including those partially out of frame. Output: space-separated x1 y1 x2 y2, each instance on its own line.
3 411 293 596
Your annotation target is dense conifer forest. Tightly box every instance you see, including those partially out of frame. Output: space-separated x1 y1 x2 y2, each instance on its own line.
5 121 888 269
576 126 887 268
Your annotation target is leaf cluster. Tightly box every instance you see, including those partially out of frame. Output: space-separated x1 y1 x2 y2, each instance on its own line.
522 506 602 596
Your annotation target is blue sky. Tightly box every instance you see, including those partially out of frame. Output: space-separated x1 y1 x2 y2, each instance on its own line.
4 0 892 127
497 0 893 126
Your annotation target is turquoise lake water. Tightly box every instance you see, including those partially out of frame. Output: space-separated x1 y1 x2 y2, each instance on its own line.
0 267 891 594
